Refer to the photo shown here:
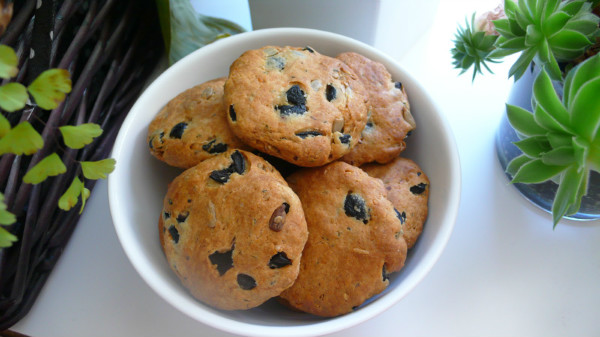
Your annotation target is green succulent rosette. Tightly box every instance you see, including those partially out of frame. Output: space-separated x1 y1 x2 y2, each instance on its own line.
491 0 600 80
451 13 502 80
506 53 600 226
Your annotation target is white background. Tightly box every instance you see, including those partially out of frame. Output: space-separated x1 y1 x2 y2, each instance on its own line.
12 0 600 336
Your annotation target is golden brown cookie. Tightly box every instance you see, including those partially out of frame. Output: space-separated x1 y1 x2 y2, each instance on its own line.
159 149 308 310
279 161 407 317
148 78 250 169
361 157 429 249
224 46 368 167
337 52 415 166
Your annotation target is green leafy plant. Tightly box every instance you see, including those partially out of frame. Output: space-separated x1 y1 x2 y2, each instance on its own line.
452 0 600 80
0 44 115 247
506 53 600 227
0 0 162 327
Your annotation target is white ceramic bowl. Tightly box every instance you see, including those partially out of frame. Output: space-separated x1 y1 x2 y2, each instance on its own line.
108 28 461 337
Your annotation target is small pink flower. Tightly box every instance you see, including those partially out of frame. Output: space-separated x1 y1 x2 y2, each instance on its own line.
476 4 506 36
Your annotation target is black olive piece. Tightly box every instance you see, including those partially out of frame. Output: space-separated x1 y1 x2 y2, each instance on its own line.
230 150 246 175
176 212 189 223
209 151 246 184
209 245 235 276
237 273 257 290
283 202 290 213
406 130 413 137
266 56 285 70
202 139 215 151
295 130 322 139
163 211 170 219
339 134 351 144
366 121 374 128
202 139 228 154
148 136 154 150
326 84 336 101
159 131 165 143
268 252 292 269
229 104 237 121
169 122 188 139
213 143 228 153
168 225 179 243
382 264 390 282
394 208 406 225
303 46 314 53
286 85 306 106
277 104 307 116
344 193 369 224
410 183 427 195
254 151 301 177
209 167 233 184
394 81 403 90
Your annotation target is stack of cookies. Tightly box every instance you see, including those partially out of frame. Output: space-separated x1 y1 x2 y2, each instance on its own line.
148 46 430 317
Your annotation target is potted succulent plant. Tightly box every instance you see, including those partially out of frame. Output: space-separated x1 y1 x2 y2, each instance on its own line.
452 0 600 227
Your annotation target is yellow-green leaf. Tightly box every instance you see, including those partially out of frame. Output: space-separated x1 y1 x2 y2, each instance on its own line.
58 177 83 211
0 193 15 226
0 226 17 248
0 114 10 138
0 208 15 225
27 69 71 110
0 121 43 155
79 187 90 214
23 153 67 184
81 158 115 180
0 82 27 112
0 45 18 79
59 123 102 149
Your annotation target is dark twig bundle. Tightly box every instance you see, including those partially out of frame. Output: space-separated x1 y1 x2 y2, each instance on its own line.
0 0 163 329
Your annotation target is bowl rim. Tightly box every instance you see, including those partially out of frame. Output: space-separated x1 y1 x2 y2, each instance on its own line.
108 27 461 337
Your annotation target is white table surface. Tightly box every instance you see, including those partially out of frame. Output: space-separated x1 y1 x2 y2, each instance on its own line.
12 0 600 336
